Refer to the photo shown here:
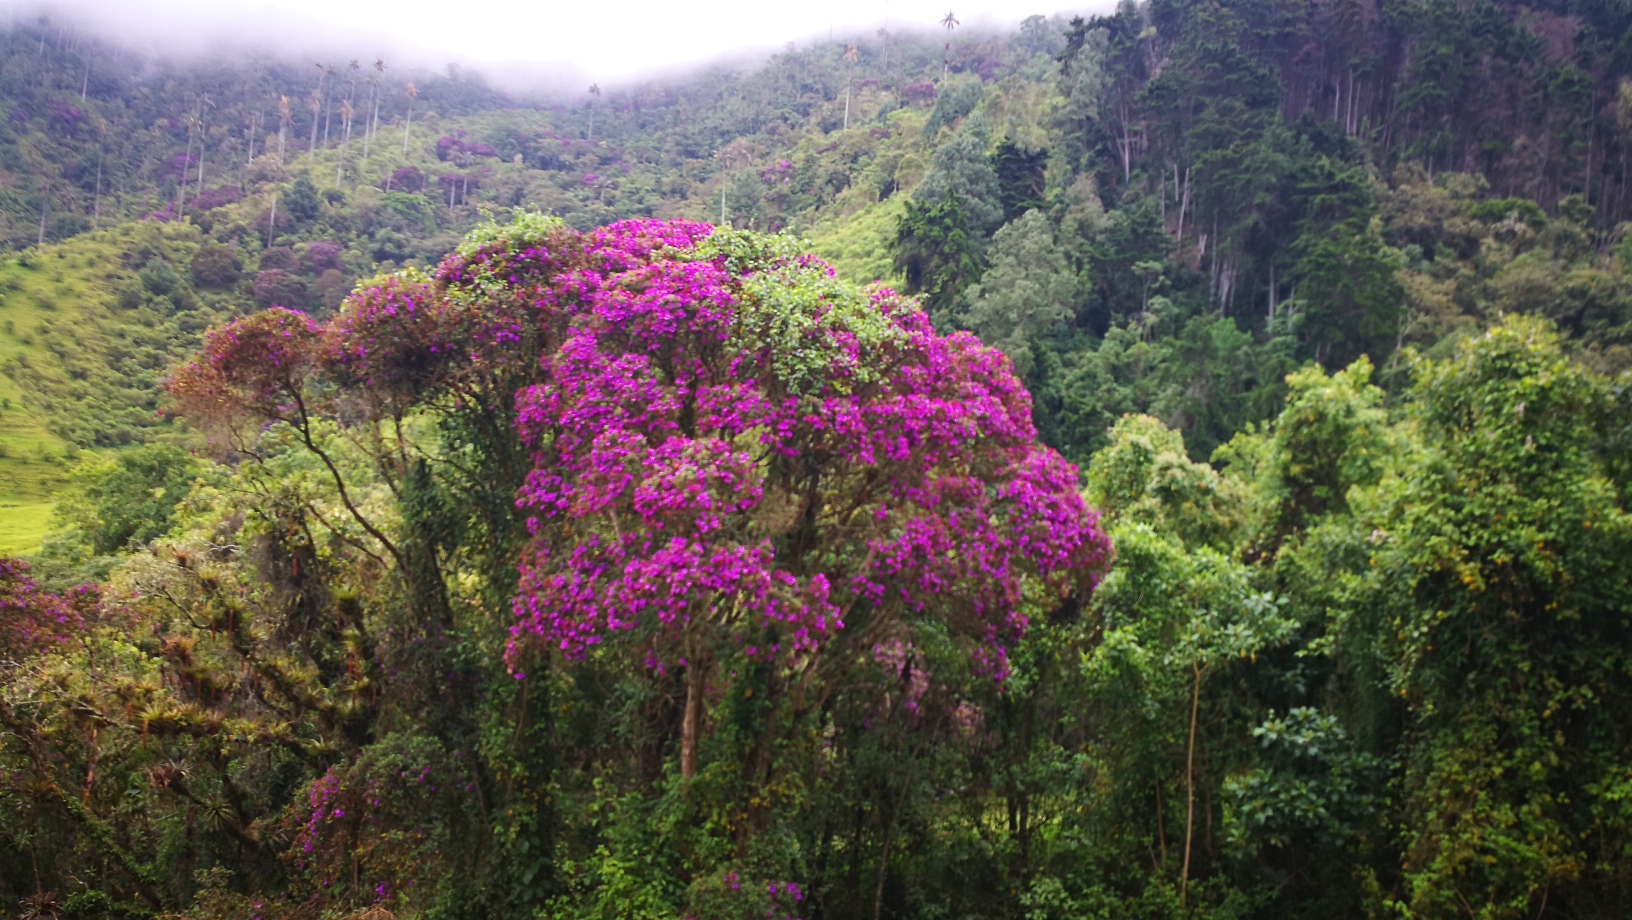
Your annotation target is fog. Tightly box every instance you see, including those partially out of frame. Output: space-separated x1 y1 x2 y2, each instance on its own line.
0 0 1091 93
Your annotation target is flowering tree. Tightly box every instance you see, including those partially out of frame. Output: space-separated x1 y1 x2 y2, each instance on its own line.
172 215 1112 784
0 559 99 659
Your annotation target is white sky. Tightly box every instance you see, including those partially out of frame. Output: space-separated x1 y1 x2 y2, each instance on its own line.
5 0 1103 89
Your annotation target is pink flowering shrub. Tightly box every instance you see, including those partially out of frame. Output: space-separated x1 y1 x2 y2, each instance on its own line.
170 306 322 441
436 131 498 161
903 82 939 106
250 269 309 309
319 272 444 405
190 184 244 211
685 870 805 920
383 165 426 192
0 558 100 658
293 733 473 907
305 241 344 273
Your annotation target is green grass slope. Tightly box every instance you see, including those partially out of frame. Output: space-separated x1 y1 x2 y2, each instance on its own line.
0 224 231 551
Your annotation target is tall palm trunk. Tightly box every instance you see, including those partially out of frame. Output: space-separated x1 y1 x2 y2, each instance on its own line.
278 96 291 164
308 93 320 153
363 83 377 158
337 101 354 185
194 116 206 208
402 83 418 155
176 118 193 217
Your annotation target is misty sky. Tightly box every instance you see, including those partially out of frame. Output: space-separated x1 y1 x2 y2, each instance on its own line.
7 0 1105 87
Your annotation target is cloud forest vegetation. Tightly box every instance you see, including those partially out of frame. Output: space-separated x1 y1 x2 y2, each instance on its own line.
3 2 1632 919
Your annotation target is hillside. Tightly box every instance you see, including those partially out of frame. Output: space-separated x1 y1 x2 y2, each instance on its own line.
0 0 1626 484
0 24 1030 548
4 3 1632 919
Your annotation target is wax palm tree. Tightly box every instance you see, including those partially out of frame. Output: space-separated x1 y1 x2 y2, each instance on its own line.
344 61 358 145
843 43 859 130
176 107 199 217
277 94 292 163
587 83 601 142
402 81 418 155
92 130 103 229
365 59 385 156
716 139 754 226
940 10 959 79
361 74 377 158
322 64 336 146
307 92 322 154
193 96 212 208
308 63 324 152
337 99 355 184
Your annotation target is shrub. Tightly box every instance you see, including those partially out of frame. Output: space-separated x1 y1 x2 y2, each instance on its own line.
252 268 309 308
138 257 181 297
313 268 349 311
305 241 344 273
384 166 426 193
190 244 242 288
259 246 299 272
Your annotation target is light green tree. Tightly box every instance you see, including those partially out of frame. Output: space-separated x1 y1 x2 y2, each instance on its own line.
962 209 1078 377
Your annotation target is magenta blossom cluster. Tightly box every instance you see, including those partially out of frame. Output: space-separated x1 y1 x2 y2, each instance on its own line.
685 871 805 920
0 558 100 657
484 219 1112 677
170 307 322 428
293 744 471 903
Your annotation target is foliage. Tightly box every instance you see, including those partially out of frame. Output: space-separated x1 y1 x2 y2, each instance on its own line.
963 208 1078 377
7 5 1632 919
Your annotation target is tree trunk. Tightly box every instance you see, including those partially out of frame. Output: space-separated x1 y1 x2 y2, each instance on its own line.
177 124 193 216
682 657 704 781
1268 261 1277 321
1155 775 1167 866
1180 660 1203 907
874 771 912 920
1178 167 1190 242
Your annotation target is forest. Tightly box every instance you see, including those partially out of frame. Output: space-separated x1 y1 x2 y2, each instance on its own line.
3 0 1632 917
